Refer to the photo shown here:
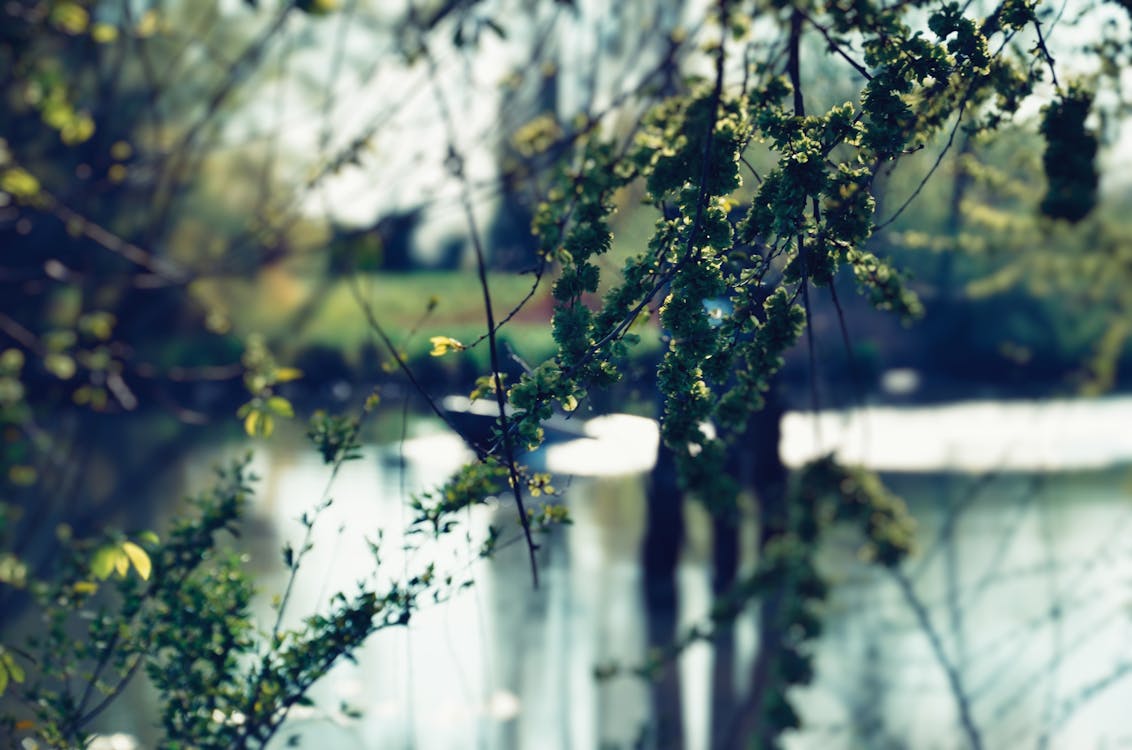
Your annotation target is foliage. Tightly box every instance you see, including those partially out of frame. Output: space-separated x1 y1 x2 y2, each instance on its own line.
0 428 505 749
1040 86 1099 222
503 0 1064 515
882 114 1132 388
425 0 1124 744
1 0 1129 747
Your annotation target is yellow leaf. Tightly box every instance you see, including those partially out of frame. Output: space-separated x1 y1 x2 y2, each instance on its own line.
113 551 129 578
60 112 95 145
0 348 25 370
92 23 118 44
429 336 465 357
298 0 339 13
275 367 303 383
135 9 158 37
72 581 99 595
244 410 260 437
110 141 132 161
51 2 89 34
0 554 27 587
44 353 76 380
8 465 36 486
0 168 40 201
120 541 151 580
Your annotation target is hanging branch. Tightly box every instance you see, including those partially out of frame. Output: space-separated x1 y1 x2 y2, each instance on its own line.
419 36 542 587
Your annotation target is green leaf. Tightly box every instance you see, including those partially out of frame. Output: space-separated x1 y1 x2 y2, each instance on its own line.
51 2 90 34
1 650 25 684
44 353 76 380
91 545 119 580
266 396 294 418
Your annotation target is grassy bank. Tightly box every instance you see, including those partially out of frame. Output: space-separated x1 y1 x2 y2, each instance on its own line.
208 268 662 373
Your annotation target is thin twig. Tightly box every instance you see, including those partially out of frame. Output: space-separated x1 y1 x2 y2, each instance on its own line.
420 37 541 588
788 10 823 425
464 261 547 351
1031 17 1061 94
890 569 985 750
346 278 486 458
872 107 967 233
147 4 296 248
799 8 873 81
34 191 189 284
739 154 763 184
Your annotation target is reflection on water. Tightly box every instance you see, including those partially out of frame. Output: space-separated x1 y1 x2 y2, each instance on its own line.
241 446 664 750
781 394 1132 472
113 397 1132 748
797 469 1132 749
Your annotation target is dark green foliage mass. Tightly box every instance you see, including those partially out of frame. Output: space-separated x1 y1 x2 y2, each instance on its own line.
1040 88 1099 223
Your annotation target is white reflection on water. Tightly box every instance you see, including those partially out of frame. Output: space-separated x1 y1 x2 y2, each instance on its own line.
544 414 659 477
394 412 660 478
159 396 1132 749
781 395 1132 472
413 394 1132 478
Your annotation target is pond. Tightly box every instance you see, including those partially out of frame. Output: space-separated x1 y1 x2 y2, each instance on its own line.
98 395 1132 749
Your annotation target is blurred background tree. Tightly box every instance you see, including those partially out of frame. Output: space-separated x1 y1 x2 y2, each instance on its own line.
0 0 335 613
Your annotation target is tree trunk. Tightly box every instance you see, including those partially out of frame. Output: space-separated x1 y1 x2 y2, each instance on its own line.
723 385 789 746
643 442 684 746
